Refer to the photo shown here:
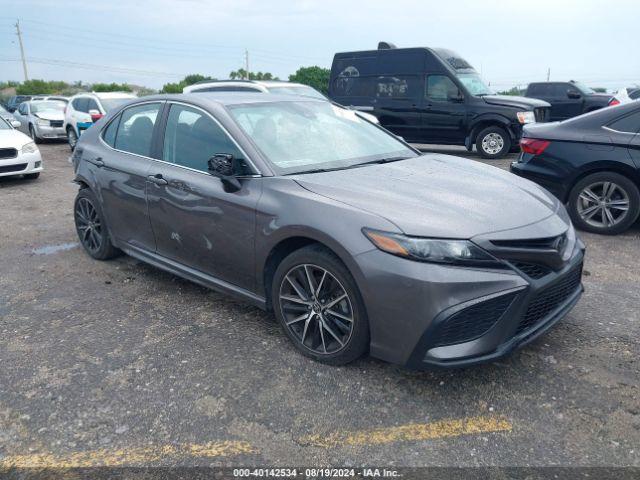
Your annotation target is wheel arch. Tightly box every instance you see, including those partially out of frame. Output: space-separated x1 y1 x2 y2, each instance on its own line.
468 115 515 146
260 232 367 313
567 161 640 201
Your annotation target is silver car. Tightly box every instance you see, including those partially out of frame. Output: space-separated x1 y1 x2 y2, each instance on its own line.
13 100 67 143
72 93 585 368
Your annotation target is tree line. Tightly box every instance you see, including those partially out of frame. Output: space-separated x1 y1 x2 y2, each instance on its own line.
1 66 332 99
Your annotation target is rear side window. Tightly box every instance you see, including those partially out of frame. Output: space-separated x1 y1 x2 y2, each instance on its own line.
86 98 100 113
72 98 89 113
607 111 640 134
426 75 462 102
114 103 161 157
102 115 120 147
162 104 243 173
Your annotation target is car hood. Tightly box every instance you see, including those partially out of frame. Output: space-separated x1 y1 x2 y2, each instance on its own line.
33 111 65 121
0 128 31 148
482 94 550 109
293 155 560 239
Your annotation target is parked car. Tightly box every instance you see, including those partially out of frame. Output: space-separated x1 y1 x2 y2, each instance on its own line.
30 95 69 104
328 42 550 159
13 100 67 143
64 92 137 150
511 102 640 235
0 116 43 180
184 80 379 124
609 87 640 106
71 93 584 368
525 81 612 121
0 104 19 126
4 95 32 113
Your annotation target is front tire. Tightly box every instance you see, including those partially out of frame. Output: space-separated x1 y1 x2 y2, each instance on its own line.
272 245 369 365
74 189 121 260
24 172 40 180
67 127 78 151
29 125 42 144
568 172 640 235
476 126 511 159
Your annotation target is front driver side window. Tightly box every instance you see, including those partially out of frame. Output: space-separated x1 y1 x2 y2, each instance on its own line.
426 75 461 102
114 103 160 157
162 104 244 173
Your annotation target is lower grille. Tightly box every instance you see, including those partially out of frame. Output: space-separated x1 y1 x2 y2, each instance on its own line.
0 148 17 159
511 262 551 279
50 120 63 127
432 292 518 347
0 163 27 173
516 264 583 335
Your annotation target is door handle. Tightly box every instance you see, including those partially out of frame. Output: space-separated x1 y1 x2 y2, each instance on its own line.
89 157 104 168
148 174 168 186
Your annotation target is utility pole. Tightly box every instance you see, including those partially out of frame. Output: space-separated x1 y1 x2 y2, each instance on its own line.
245 49 250 80
15 20 29 81
546 67 550 82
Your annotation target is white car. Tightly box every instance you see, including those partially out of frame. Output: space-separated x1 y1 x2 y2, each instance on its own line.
609 87 640 106
0 116 43 180
13 100 67 143
183 80 380 124
64 92 137 150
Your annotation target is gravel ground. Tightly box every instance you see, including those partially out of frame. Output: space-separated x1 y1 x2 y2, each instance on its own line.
0 142 638 470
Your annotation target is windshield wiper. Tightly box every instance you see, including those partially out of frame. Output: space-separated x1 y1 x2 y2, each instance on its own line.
286 156 410 175
352 156 410 167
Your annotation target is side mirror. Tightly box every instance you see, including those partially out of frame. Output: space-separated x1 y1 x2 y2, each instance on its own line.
88 109 104 123
10 120 21 128
207 153 241 192
448 91 464 103
567 90 581 99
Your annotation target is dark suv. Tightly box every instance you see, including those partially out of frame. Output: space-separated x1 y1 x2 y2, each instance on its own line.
4 95 32 113
524 81 612 121
328 42 550 159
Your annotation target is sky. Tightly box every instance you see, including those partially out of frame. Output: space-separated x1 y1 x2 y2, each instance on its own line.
1 0 639 91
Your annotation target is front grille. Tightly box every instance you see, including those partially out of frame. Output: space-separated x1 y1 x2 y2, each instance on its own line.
0 148 17 159
491 234 565 250
0 163 27 174
50 120 63 127
534 107 550 123
432 292 518 347
511 262 552 279
516 264 583 335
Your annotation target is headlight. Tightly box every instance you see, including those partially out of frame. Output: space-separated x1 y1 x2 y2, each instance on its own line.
36 118 49 126
363 229 504 267
516 111 536 124
21 142 38 154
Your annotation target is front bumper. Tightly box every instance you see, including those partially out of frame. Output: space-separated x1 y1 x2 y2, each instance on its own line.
355 237 585 369
34 124 67 139
0 150 43 177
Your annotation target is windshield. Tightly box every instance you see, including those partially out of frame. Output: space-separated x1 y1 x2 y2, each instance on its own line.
100 97 134 112
266 85 326 100
229 101 417 175
571 81 595 95
456 73 493 96
31 101 66 113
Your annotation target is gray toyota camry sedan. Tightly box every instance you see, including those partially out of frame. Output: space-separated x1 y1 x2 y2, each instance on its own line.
71 93 585 368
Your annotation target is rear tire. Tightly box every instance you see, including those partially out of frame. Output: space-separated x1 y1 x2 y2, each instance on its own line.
271 244 369 365
568 171 640 235
74 188 121 260
67 127 78 151
476 126 511 159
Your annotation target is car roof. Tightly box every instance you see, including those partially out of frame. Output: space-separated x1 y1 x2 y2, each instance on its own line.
129 92 327 108
187 80 311 89
72 91 137 99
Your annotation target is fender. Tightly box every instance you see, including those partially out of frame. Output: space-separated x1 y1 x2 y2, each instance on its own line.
255 224 371 302
466 113 516 148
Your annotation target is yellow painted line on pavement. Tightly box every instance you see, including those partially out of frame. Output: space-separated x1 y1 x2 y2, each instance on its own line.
301 415 512 448
0 441 255 468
